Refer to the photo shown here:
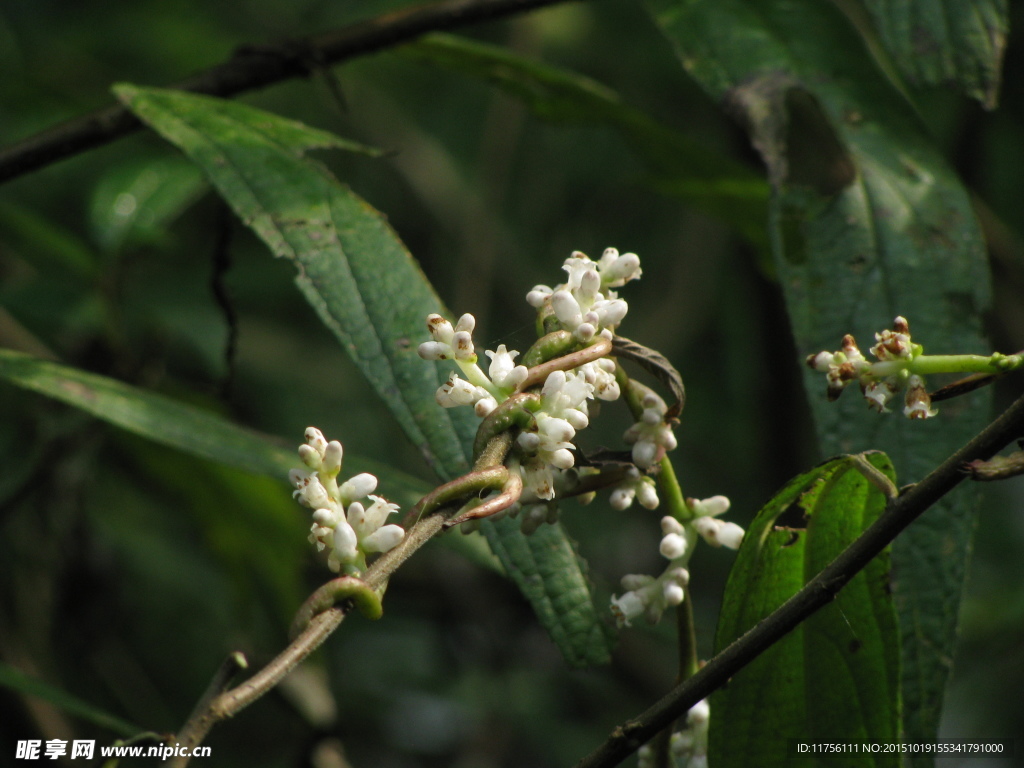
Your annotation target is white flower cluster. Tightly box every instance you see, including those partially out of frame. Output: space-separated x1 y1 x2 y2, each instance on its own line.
526 248 641 342
624 382 679 468
807 316 936 419
420 314 514 418
419 248 660 533
610 496 742 627
639 699 710 768
290 428 404 575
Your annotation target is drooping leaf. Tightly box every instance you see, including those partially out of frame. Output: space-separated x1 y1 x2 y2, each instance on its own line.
710 453 900 767
863 0 1008 108
0 661 140 737
404 33 769 249
114 84 612 666
0 349 426 507
646 0 991 756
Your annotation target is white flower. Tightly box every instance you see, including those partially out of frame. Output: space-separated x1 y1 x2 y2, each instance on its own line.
596 247 642 287
577 358 620 401
864 377 898 413
485 345 528 390
692 516 745 549
435 373 494 409
610 566 690 627
526 249 640 340
623 384 677 468
903 374 937 419
659 517 689 560
290 428 404 574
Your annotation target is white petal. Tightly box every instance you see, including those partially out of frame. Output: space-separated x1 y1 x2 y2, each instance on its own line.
332 519 359 562
362 524 405 553
659 532 687 560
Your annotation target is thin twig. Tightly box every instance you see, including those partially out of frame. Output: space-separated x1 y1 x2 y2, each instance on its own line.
0 0 588 185
170 432 517 766
574 388 1024 768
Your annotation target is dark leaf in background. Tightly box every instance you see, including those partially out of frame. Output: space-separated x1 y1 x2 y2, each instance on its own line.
647 0 992 756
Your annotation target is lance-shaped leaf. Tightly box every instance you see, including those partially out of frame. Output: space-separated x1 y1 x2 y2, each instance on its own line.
0 349 426 506
863 0 1008 109
646 0 991 754
114 84 611 666
710 453 900 767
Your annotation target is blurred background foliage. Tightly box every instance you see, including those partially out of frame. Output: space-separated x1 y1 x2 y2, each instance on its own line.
0 1 1022 766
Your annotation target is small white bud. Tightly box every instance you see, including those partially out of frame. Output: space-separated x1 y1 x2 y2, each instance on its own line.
692 495 731 518
549 448 576 470
636 479 659 509
425 313 454 342
297 445 322 470
304 427 328 457
332 519 359 563
575 322 596 342
663 581 685 606
418 340 451 360
660 532 687 560
551 290 583 327
455 313 476 334
474 397 498 417
517 431 541 452
717 522 745 550
661 516 684 535
452 331 475 360
320 441 343 477
610 486 635 510
526 285 553 308
362 524 405 553
339 472 378 502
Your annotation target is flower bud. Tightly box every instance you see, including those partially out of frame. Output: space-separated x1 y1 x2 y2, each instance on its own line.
304 427 328 457
320 441 343 477
660 532 687 560
663 581 685 606
552 290 583 328
339 472 378 502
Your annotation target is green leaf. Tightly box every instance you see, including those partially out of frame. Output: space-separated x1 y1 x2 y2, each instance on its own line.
710 453 900 767
405 33 769 249
484 516 612 667
647 0 991 754
863 0 1008 108
0 349 426 506
0 661 140 737
114 84 613 667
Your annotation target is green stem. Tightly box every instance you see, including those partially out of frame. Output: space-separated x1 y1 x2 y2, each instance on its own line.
872 352 1022 378
455 358 503 398
472 392 541 460
522 330 576 367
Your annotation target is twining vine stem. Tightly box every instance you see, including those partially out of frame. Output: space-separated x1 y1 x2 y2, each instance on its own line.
0 0 588 184
574 388 1024 768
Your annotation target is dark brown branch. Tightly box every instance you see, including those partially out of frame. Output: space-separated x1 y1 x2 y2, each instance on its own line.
575 388 1024 768
0 0 586 184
